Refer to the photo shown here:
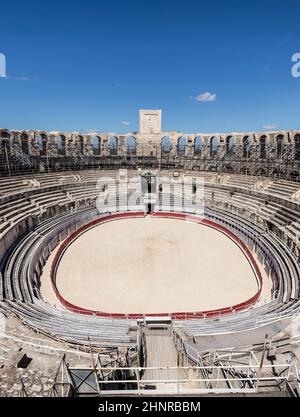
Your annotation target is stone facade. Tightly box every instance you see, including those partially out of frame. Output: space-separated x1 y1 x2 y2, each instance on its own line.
139 109 162 134
0 110 299 178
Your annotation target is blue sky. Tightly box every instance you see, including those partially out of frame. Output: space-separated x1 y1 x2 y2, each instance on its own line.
0 0 299 133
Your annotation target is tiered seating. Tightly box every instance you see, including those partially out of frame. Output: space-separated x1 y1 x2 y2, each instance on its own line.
222 174 259 189
2 208 135 346
178 299 300 336
203 184 300 254
264 179 300 200
179 207 300 336
0 177 33 196
205 189 265 215
206 207 299 299
0 168 299 347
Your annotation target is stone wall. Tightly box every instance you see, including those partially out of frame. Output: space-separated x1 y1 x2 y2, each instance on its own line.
0 128 300 179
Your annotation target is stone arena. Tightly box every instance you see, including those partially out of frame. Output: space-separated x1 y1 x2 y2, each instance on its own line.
51 216 260 314
0 109 300 397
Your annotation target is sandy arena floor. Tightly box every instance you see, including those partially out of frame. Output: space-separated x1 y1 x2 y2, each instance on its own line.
53 217 260 314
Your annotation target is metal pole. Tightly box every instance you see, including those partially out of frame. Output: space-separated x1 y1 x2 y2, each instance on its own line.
256 334 268 392
88 337 102 396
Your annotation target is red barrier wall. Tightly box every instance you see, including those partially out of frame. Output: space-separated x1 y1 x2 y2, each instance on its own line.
51 211 263 320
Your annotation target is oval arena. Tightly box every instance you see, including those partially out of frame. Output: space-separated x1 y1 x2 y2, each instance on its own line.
0 110 300 395
50 214 262 317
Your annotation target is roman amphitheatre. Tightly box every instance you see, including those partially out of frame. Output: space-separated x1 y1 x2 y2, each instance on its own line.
0 109 300 396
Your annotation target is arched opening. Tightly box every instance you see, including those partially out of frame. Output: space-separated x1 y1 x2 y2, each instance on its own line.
177 136 186 156
276 134 284 159
290 170 299 181
242 136 251 158
210 136 219 157
60 135 66 155
271 168 285 178
77 136 84 155
225 136 235 156
0 131 10 138
256 167 266 175
0 131 11 156
108 136 118 155
259 135 267 159
92 136 101 155
126 136 137 154
20 133 29 154
37 134 48 155
194 136 203 156
294 134 300 160
36 134 43 149
161 136 171 153
55 135 65 155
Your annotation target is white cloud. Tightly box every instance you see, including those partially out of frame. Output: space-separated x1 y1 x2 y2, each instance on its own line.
262 124 278 130
1 75 30 80
121 121 131 125
192 92 217 102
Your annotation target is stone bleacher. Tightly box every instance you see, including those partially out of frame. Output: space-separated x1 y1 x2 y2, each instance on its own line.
0 169 299 346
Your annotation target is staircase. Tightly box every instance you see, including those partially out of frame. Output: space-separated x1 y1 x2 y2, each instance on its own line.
139 325 187 392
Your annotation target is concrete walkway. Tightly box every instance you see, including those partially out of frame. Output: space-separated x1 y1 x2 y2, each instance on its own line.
142 331 186 391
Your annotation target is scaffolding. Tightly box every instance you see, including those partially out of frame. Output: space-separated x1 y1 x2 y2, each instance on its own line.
47 327 300 397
